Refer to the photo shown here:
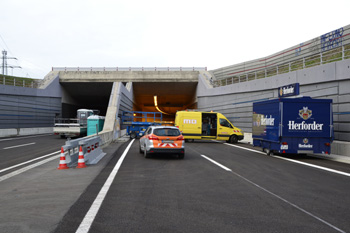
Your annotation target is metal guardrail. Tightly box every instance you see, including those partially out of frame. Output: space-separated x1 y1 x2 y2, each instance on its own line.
1 76 39 88
52 67 207 72
212 25 350 87
54 118 87 127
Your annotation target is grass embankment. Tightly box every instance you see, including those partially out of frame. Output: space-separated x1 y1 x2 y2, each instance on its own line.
1 74 38 87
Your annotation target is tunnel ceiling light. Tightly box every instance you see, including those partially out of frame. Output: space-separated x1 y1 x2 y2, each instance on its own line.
154 95 171 115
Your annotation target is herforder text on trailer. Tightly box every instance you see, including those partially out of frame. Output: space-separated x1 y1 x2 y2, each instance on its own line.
288 121 324 131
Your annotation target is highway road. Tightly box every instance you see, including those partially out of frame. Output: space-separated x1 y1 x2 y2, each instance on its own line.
0 134 63 173
1 135 350 233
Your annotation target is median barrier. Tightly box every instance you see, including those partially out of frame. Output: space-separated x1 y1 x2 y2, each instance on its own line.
59 136 106 168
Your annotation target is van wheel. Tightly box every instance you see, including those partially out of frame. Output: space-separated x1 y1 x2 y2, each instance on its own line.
130 132 137 139
229 135 238 144
178 154 184 159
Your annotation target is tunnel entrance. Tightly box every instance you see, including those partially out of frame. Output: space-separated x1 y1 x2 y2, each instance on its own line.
60 82 113 118
132 82 198 122
59 81 198 124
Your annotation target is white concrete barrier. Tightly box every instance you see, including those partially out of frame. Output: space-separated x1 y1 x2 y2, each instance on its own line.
19 127 53 136
0 127 53 138
241 133 253 144
0 129 18 138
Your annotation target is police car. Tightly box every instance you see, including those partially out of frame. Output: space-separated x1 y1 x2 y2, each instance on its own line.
139 126 185 159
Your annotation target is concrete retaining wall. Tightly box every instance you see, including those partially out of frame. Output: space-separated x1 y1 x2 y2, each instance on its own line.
0 127 53 138
0 76 62 130
199 59 350 155
211 25 350 81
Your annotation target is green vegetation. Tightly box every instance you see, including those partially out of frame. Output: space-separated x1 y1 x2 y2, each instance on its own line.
0 74 38 88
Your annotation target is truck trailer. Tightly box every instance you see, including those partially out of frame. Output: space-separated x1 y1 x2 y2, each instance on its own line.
252 97 333 155
54 109 99 138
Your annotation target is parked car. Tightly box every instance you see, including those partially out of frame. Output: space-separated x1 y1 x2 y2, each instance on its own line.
139 126 185 159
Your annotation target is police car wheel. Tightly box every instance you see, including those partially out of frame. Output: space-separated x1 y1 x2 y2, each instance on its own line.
144 145 150 158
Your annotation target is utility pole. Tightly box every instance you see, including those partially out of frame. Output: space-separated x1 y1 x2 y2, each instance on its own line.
1 50 21 76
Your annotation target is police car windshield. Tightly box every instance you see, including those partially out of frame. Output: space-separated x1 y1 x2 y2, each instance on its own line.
153 128 180 136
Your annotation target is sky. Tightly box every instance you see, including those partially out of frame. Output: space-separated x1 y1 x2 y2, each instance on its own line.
0 0 349 79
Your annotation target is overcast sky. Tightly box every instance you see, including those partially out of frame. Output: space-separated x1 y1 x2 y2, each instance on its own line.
0 0 349 79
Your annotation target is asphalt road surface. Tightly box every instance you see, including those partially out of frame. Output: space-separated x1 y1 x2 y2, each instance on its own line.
51 139 350 233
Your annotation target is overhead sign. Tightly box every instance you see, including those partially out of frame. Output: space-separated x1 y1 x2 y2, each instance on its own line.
278 83 300 97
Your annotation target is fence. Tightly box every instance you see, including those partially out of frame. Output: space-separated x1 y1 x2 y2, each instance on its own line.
211 25 350 87
1 76 39 88
52 67 207 72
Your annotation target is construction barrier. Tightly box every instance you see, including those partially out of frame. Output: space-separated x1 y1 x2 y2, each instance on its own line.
58 136 106 168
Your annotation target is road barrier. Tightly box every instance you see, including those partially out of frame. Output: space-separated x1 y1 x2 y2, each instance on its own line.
58 136 106 168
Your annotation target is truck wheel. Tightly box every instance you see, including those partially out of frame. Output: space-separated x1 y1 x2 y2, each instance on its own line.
266 149 272 156
130 132 137 139
178 154 185 159
229 135 238 144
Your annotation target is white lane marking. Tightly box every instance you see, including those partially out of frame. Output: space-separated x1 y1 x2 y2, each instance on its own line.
201 154 232 171
272 155 350 177
201 155 346 233
76 139 135 233
3 142 36 150
0 153 61 182
221 142 350 178
221 142 266 155
0 150 61 173
0 134 51 142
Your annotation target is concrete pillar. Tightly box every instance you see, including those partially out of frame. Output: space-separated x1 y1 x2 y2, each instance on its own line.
102 82 121 138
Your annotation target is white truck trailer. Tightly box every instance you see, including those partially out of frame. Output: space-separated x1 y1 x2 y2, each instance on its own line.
53 109 98 138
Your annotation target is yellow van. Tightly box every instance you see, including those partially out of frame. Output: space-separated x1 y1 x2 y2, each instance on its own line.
174 110 244 143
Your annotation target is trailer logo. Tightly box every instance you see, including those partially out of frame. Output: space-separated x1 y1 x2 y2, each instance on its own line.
261 115 275 126
253 114 275 127
183 119 197 124
299 138 313 149
299 107 312 120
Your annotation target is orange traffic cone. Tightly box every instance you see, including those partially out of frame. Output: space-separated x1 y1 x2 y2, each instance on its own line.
58 147 69 170
76 146 87 168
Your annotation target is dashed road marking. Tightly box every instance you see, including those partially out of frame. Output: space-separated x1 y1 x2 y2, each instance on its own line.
3 142 36 150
